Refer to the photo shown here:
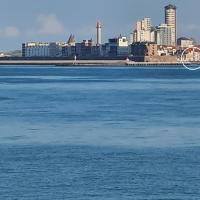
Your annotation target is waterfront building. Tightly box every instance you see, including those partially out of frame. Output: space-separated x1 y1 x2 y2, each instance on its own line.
118 36 129 56
75 39 93 57
62 45 76 58
177 37 194 49
181 47 200 62
105 36 129 57
106 38 118 56
62 35 76 57
22 42 50 57
130 42 158 62
165 4 177 46
22 42 67 57
67 34 76 46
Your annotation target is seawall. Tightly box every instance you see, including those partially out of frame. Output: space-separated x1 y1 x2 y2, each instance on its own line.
0 59 198 67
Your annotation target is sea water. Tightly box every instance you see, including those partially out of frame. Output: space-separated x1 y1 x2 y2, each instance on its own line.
0 66 200 199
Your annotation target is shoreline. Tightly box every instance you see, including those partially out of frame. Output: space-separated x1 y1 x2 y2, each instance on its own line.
0 59 198 67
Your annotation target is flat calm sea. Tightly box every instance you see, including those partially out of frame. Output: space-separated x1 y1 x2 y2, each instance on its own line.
0 66 200 199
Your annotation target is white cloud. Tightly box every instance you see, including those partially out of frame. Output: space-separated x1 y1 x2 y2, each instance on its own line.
37 14 65 35
0 26 20 37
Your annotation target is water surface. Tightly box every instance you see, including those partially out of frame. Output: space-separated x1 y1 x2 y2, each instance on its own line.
0 66 200 199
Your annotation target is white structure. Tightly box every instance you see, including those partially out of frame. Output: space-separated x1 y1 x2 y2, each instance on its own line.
133 17 153 43
22 42 49 57
156 24 173 46
22 42 67 57
177 37 194 48
165 4 177 46
118 36 129 55
96 21 102 46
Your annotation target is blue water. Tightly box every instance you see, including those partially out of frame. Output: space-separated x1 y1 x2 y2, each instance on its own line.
0 66 200 199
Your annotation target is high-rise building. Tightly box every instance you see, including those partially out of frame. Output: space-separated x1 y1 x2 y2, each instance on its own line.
165 4 177 46
156 24 173 46
133 17 153 43
142 17 151 31
96 21 102 46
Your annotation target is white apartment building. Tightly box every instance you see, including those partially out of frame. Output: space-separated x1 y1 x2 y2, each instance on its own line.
133 17 155 43
177 37 194 48
156 24 173 46
22 42 67 57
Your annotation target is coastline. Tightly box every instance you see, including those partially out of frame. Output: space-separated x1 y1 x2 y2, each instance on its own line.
0 59 191 67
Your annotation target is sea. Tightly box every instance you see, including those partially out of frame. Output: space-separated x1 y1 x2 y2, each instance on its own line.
0 65 200 199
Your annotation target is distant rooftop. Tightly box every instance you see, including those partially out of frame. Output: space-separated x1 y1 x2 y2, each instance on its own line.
165 4 177 10
67 34 75 45
177 37 192 41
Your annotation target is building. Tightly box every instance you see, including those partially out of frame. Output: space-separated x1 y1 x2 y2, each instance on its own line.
130 42 158 61
22 42 67 57
181 47 200 62
67 34 76 46
165 4 177 46
156 24 173 46
22 42 49 57
104 36 129 57
75 39 93 57
62 34 76 57
157 45 177 56
133 17 154 43
177 37 194 49
118 36 129 56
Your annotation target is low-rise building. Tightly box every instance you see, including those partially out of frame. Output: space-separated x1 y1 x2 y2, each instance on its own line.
157 45 176 56
130 42 157 61
104 36 129 57
75 39 93 57
22 42 67 57
181 47 200 62
177 37 194 49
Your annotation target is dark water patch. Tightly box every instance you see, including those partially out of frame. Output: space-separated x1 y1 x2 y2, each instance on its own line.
0 96 14 101
2 135 29 141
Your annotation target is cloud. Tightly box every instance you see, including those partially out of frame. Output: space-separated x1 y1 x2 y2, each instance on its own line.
0 26 20 37
36 14 65 35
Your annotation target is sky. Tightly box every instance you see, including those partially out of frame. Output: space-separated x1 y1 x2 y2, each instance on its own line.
0 0 199 51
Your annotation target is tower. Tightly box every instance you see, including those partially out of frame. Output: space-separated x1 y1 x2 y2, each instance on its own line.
96 21 102 46
165 4 177 46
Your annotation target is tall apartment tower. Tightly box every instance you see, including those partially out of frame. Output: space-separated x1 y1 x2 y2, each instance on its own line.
133 17 153 43
165 4 177 46
96 21 102 46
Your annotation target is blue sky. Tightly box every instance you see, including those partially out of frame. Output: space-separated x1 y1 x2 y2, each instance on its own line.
0 0 199 51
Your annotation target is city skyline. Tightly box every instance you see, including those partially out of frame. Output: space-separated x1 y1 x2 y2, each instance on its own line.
0 0 199 51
